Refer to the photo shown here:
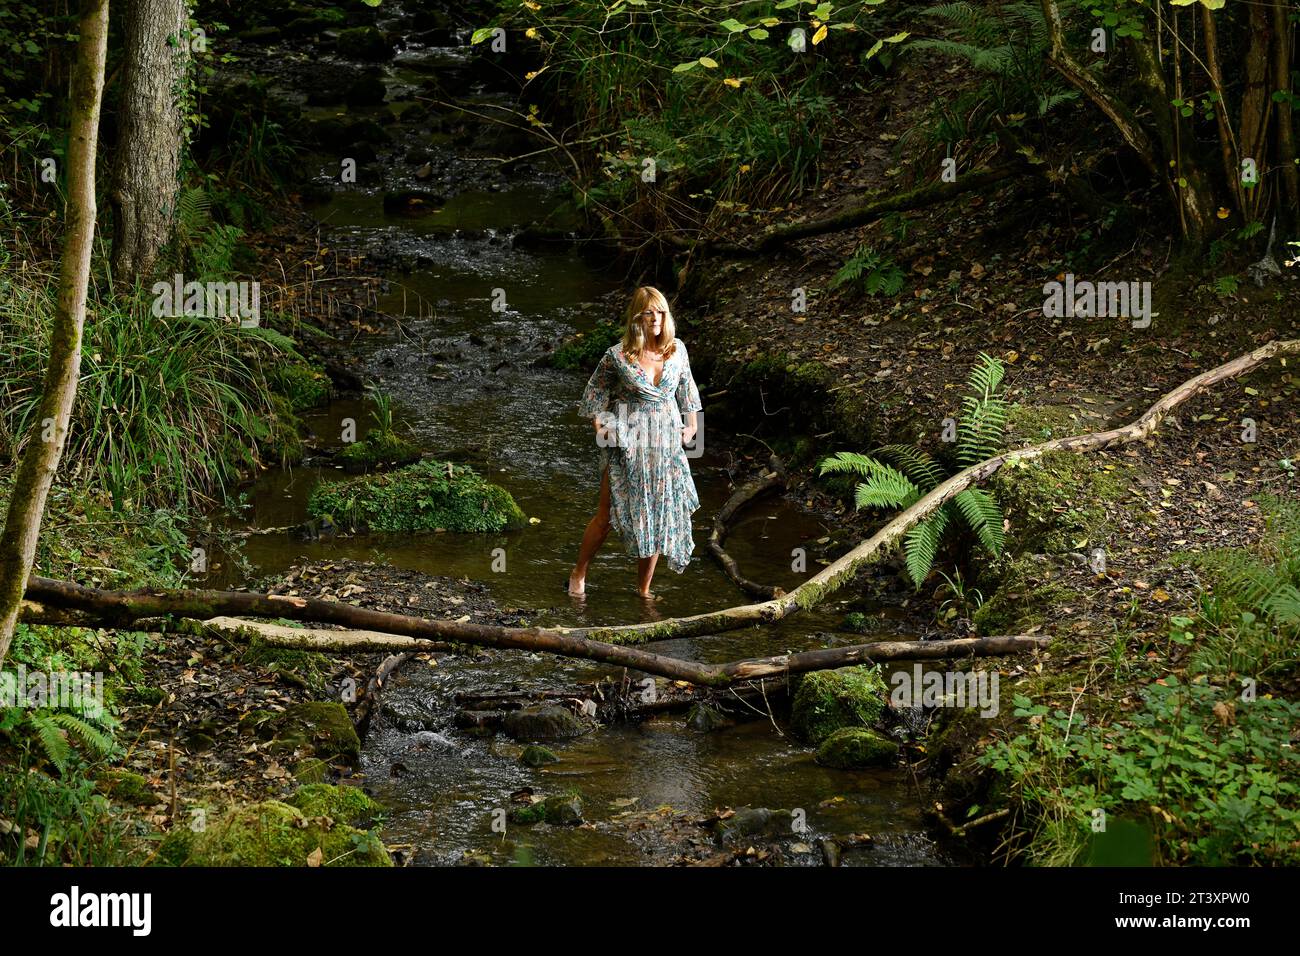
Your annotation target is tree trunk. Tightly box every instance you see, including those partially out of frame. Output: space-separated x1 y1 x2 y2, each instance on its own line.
1239 3 1274 224
1272 0 1300 229
1129 32 1217 248
110 0 188 286
0 0 110 669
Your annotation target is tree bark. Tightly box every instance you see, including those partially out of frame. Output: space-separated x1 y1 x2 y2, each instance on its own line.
110 0 188 286
1239 3 1274 224
0 0 110 670
1272 0 1300 228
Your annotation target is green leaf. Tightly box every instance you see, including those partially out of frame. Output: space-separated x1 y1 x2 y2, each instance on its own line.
698 56 720 68
748 28 770 39
720 18 748 33
673 60 698 72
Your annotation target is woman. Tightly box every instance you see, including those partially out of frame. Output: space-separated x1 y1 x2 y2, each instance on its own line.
568 286 702 599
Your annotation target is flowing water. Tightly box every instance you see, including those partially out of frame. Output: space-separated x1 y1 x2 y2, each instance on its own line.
227 14 945 865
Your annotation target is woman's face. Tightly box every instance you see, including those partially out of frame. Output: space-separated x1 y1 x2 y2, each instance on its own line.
638 305 666 340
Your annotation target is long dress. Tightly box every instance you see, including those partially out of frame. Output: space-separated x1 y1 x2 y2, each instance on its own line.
578 340 703 573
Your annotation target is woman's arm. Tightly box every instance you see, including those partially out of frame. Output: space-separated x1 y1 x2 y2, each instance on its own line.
675 343 702 447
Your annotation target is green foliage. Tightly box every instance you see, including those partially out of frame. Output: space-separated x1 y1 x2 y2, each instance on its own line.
985 679 1300 865
829 244 905 297
903 2 1075 164
548 321 622 371
1175 495 1300 683
308 460 529 533
820 353 1008 587
0 271 295 509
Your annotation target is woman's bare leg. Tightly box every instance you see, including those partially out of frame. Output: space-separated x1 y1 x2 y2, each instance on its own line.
636 554 659 598
569 469 611 595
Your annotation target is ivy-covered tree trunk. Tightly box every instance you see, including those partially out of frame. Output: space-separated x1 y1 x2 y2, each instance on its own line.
110 0 188 286
0 0 110 669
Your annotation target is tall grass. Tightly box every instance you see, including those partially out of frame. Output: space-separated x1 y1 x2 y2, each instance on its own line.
0 264 289 510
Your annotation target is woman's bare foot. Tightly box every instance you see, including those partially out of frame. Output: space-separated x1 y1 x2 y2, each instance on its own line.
568 572 586 596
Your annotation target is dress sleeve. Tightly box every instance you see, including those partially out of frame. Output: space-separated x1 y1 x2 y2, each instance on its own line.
579 348 618 419
675 342 702 415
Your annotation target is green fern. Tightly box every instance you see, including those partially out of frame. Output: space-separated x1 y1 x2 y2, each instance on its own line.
820 353 1009 588
905 509 950 588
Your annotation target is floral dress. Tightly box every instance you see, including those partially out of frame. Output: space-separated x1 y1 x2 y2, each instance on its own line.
578 341 703 573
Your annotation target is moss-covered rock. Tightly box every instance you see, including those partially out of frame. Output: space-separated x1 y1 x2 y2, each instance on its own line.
502 704 590 741
815 728 899 769
789 666 887 744
241 702 361 761
507 792 584 826
714 807 796 846
972 554 1080 634
520 745 559 767
989 445 1132 553
337 429 422 472
269 362 330 411
308 460 528 533
240 636 329 691
287 783 380 825
337 25 392 61
157 800 390 867
96 769 163 807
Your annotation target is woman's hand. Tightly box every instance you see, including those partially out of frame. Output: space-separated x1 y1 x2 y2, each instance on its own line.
681 423 697 447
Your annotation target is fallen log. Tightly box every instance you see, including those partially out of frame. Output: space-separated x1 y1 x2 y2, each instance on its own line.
708 455 788 600
671 164 1021 256
20 340 1299 667
355 652 413 741
18 576 1047 685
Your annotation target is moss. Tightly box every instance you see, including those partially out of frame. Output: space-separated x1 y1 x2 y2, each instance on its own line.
1005 403 1084 444
264 395 305 466
269 362 330 412
159 800 390 867
789 666 887 744
842 611 870 634
972 554 1080 634
240 637 330 692
293 758 330 784
287 783 380 825
815 727 899 768
989 448 1132 553
308 459 528 533
507 791 584 826
337 25 391 61
547 320 622 371
242 702 361 761
520 745 559 767
337 429 422 471
96 769 162 807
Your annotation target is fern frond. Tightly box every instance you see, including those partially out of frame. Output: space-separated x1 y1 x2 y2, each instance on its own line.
855 471 922 511
953 487 1006 556
31 715 70 776
966 351 1005 398
876 443 947 491
904 507 950 588
957 395 1008 467
50 712 117 761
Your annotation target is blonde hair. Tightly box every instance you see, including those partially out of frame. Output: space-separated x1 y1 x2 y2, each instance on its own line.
622 286 677 359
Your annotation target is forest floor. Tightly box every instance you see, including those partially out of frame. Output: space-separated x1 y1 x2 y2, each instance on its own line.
674 54 1300 860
